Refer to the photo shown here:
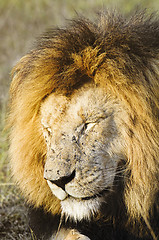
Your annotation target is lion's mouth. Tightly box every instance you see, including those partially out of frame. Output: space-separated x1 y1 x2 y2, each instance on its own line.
47 180 111 221
47 180 110 201
81 189 110 201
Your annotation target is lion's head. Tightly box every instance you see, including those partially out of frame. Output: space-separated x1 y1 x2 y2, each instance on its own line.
9 11 159 239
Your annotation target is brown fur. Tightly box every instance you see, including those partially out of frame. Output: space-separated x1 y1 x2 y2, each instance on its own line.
9 10 159 239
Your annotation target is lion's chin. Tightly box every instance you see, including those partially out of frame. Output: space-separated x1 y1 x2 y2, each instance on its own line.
60 195 103 222
47 180 109 221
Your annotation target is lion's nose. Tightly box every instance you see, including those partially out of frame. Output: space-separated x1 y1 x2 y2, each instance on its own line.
49 170 76 190
44 169 75 190
45 170 76 201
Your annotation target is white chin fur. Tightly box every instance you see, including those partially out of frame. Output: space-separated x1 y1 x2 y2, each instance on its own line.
61 196 102 221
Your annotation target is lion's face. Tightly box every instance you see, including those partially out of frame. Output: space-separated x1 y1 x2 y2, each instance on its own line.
41 83 126 221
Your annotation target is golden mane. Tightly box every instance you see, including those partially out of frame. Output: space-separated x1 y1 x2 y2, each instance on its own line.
9 10 159 238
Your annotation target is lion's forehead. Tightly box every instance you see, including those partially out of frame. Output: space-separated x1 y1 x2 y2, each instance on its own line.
40 84 121 131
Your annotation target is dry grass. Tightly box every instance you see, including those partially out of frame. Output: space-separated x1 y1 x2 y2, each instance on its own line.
0 0 159 239
0 103 31 239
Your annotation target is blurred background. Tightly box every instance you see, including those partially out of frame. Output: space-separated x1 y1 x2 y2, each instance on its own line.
0 0 159 239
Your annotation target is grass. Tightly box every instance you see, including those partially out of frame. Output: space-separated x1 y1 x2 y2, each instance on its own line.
0 0 159 239
0 103 32 239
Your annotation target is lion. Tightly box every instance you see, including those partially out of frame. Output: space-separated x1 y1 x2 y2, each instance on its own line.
9 10 159 240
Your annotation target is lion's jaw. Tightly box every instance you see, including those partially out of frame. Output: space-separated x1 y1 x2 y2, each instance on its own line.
40 83 126 221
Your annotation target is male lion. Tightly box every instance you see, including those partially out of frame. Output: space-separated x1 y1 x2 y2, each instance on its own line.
9 10 159 240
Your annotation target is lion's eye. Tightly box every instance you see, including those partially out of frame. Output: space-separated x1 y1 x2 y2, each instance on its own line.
75 122 96 138
46 127 52 134
84 122 96 132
